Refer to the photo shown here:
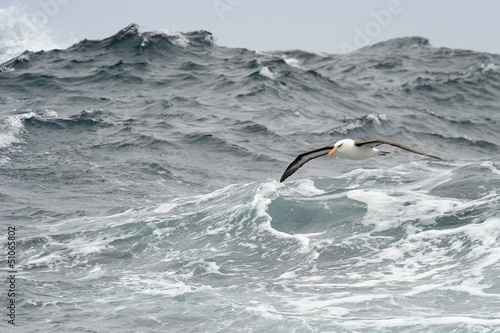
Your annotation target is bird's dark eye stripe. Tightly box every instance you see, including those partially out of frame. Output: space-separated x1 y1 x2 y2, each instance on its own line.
338 143 343 147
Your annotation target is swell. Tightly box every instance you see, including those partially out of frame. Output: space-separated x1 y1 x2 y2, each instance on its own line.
1 24 499 215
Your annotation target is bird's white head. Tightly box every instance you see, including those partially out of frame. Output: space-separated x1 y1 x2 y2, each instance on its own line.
328 139 355 156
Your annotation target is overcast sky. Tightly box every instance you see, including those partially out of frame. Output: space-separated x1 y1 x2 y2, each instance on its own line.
4 0 500 55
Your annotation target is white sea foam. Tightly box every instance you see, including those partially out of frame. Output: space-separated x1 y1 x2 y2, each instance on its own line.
339 316 500 331
0 110 60 149
361 216 500 303
0 114 30 148
24 251 61 268
346 188 468 231
153 202 178 214
253 181 316 253
259 66 277 80
0 66 15 73
75 264 108 281
345 161 496 231
245 302 284 320
14 173 500 331
120 274 195 297
0 6 62 64
283 57 301 68
68 235 112 256
168 32 189 48
337 112 386 134
286 179 326 197
0 117 23 148
481 160 500 175
277 271 297 279
140 37 149 48
480 63 500 74
154 30 189 48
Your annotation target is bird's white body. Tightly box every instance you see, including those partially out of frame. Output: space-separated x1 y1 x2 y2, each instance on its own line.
334 139 381 160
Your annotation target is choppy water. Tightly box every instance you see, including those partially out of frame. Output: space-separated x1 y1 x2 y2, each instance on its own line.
1 23 500 332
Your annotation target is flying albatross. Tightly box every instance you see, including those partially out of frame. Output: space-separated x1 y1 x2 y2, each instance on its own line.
280 139 444 182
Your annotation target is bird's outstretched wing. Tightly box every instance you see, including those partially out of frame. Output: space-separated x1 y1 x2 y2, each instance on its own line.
280 146 334 182
355 140 445 160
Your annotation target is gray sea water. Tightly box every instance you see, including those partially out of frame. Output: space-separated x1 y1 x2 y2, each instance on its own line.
1 23 500 332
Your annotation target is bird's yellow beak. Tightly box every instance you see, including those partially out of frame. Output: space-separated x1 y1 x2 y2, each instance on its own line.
328 147 337 156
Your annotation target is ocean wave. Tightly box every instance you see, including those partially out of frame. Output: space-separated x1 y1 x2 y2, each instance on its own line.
0 113 27 148
20 108 113 130
1 22 500 332
16 172 500 331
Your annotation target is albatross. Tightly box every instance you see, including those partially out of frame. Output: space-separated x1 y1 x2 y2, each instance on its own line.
280 139 444 182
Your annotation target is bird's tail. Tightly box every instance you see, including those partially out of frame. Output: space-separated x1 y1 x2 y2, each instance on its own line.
378 151 390 156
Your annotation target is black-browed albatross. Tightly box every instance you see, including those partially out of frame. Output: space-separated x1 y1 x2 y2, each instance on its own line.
280 139 444 182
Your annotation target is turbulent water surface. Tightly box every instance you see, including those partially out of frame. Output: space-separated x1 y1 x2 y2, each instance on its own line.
1 24 500 332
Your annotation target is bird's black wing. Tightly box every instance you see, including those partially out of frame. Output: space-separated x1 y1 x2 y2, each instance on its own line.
355 140 445 160
280 146 335 182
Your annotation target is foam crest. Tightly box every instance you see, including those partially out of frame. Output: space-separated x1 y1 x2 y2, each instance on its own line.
18 180 317 279
0 110 61 149
336 112 387 134
119 273 206 297
283 57 301 68
0 115 25 148
366 217 500 300
481 160 500 175
245 302 283 320
253 181 317 253
339 316 500 331
348 189 455 230
259 66 277 80
281 179 326 197
347 187 495 231
154 180 320 257
154 30 189 48
480 63 500 74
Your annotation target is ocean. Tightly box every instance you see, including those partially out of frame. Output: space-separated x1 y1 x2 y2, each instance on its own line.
1 22 500 333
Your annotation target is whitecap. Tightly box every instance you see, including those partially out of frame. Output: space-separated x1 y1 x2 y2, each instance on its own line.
277 271 297 279
337 112 386 134
153 202 178 214
284 57 301 68
253 181 316 253
481 160 500 175
0 110 61 149
0 66 15 73
287 179 326 197
259 66 277 80
154 30 189 48
245 302 283 320
480 63 500 74
0 114 27 148
120 274 194 297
